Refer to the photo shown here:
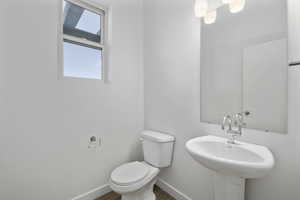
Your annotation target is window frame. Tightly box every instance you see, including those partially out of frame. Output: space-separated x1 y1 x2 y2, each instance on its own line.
58 0 109 81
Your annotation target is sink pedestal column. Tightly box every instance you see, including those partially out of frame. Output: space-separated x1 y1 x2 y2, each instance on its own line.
213 173 245 200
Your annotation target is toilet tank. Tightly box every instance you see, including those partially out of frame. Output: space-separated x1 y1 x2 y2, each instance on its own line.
141 130 175 168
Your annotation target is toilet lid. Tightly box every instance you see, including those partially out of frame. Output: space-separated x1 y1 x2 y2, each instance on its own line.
111 162 149 186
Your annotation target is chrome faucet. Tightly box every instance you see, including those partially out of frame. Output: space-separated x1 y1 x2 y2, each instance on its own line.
234 113 246 134
221 115 232 131
221 112 248 144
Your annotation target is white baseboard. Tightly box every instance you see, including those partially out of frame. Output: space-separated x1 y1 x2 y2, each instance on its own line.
70 179 191 200
71 184 112 200
156 179 192 200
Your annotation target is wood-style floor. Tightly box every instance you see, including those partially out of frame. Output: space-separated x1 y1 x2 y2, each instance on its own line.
95 185 176 200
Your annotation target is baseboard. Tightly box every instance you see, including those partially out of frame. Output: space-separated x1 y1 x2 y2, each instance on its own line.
70 179 191 200
156 179 192 200
71 184 112 200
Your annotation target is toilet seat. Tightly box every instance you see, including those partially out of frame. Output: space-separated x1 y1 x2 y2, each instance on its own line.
109 161 160 194
111 161 150 186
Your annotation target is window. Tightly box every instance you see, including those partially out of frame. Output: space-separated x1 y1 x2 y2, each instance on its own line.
61 0 106 80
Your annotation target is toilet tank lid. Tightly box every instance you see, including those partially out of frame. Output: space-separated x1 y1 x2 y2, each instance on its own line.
141 130 175 143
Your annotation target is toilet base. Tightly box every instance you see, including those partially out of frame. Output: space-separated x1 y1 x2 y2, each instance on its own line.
121 178 157 200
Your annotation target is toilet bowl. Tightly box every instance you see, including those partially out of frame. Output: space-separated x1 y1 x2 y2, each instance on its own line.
109 131 175 200
109 161 159 200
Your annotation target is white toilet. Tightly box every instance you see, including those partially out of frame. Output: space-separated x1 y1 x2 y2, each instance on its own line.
109 130 175 200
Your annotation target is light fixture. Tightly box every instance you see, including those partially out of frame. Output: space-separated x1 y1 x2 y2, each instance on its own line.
194 0 217 24
229 0 245 13
204 10 217 24
194 0 246 25
194 0 208 18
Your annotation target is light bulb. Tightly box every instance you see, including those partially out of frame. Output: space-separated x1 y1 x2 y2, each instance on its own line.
204 10 217 24
229 0 245 13
194 0 208 18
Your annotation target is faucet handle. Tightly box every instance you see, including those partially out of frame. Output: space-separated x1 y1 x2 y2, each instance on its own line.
233 112 248 127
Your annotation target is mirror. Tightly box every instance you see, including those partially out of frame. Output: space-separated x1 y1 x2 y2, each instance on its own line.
200 0 288 133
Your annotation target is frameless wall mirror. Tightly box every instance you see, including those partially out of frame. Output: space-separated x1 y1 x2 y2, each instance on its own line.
200 0 288 133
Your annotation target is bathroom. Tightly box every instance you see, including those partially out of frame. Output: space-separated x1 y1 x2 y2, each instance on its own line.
0 0 299 200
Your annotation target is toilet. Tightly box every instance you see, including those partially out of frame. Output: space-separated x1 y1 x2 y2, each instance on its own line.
109 130 175 200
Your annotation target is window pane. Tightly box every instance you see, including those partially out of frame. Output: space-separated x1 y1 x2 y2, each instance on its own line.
76 10 100 34
64 42 102 79
63 0 101 43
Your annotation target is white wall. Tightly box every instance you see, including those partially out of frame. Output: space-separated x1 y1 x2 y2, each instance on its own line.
288 0 300 64
144 0 300 200
0 0 143 199
144 0 213 199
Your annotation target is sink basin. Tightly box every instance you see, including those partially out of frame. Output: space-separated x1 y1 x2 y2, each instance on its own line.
186 135 275 178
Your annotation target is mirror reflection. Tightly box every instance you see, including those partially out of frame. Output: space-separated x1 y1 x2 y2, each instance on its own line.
200 0 288 133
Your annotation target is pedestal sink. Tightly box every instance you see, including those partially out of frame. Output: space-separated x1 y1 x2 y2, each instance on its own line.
185 135 274 200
